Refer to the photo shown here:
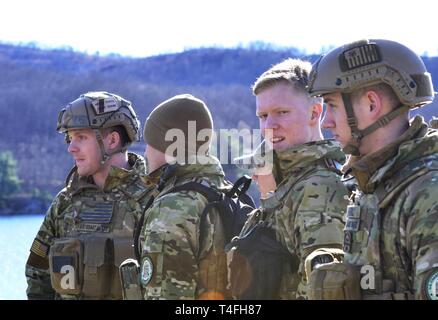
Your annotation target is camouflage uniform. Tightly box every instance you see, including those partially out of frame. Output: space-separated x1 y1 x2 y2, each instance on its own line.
239 140 349 299
139 155 230 300
25 153 158 299
341 116 438 299
306 39 437 300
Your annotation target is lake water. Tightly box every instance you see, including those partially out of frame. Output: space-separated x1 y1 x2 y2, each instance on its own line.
0 215 44 300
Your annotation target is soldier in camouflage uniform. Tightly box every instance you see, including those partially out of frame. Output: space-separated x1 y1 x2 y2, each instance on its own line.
307 39 438 300
138 94 229 300
25 92 159 299
230 59 349 299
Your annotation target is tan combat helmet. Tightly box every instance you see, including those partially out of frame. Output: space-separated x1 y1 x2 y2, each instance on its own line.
308 39 435 155
57 91 141 162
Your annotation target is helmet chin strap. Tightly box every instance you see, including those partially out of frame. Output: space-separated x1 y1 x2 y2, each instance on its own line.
94 129 126 165
340 93 410 156
341 93 362 156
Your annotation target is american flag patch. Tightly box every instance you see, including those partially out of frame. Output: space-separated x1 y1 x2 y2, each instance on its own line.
79 201 114 224
31 238 50 258
341 43 381 71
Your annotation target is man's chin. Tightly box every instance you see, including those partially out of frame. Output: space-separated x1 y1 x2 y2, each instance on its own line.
336 139 347 148
271 141 294 151
76 168 89 177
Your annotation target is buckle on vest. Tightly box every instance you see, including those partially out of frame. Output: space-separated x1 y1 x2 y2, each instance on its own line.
345 218 360 231
343 231 352 253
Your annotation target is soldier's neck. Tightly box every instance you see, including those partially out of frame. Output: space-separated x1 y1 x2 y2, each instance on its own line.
93 153 129 189
359 118 409 156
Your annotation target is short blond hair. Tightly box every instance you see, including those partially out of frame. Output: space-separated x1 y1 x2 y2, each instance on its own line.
252 58 314 98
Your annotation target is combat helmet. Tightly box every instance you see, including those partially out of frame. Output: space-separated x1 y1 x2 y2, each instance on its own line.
308 39 435 155
57 91 141 162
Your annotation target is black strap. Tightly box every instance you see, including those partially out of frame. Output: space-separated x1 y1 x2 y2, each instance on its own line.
162 179 254 257
226 175 252 198
134 173 254 262
163 181 224 256
164 181 222 203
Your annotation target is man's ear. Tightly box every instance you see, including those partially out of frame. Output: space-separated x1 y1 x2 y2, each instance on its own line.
107 131 121 150
310 102 323 125
366 90 383 120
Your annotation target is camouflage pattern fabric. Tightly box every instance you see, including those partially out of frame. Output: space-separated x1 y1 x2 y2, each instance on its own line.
344 116 438 299
139 155 230 300
240 140 349 299
25 153 158 299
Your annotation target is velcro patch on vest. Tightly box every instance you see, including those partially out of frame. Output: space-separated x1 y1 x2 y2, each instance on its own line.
346 204 361 219
30 238 50 258
77 223 110 233
345 204 361 232
51 256 75 273
345 219 360 232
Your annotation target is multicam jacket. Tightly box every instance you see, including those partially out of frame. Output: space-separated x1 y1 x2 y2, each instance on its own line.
344 116 438 300
139 155 230 300
25 153 157 299
241 140 349 299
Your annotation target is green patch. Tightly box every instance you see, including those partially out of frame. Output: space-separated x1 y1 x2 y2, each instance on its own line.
141 256 154 286
424 269 438 300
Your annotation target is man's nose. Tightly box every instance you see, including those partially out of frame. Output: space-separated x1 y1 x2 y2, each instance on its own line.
67 140 78 153
322 109 334 129
264 115 279 130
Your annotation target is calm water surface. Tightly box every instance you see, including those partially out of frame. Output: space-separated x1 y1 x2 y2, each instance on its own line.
0 215 44 300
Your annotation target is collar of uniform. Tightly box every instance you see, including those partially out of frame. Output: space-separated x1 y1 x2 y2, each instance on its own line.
104 152 146 191
67 152 146 193
274 139 345 183
154 154 228 198
170 154 225 181
67 173 95 194
145 164 164 185
348 116 430 193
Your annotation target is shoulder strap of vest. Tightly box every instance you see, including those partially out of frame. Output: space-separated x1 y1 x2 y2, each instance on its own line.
162 180 226 258
162 180 222 202
162 175 252 200
376 156 438 209
162 176 255 257
133 164 178 262
263 165 321 209
323 158 344 176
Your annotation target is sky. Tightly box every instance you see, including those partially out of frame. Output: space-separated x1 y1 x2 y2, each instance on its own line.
0 0 437 58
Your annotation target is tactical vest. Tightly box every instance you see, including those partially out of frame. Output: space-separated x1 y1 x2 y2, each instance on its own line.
48 184 150 299
134 164 232 300
228 164 325 299
344 155 438 299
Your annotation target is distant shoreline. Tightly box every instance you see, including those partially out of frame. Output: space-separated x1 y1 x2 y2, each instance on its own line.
0 212 45 216
0 196 49 216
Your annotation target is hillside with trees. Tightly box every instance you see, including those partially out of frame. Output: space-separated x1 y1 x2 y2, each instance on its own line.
0 43 437 214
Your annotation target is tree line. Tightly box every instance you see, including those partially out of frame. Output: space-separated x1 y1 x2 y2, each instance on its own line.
0 43 437 214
